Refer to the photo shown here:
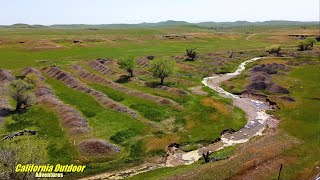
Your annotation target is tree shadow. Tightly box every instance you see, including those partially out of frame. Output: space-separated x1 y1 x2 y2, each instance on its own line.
115 75 131 83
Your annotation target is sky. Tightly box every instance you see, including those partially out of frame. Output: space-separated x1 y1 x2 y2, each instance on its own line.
1 0 319 25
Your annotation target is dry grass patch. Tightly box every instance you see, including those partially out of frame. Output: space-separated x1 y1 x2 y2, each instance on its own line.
144 135 180 152
201 97 230 115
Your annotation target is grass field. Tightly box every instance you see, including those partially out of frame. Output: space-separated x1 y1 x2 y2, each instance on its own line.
0 24 319 179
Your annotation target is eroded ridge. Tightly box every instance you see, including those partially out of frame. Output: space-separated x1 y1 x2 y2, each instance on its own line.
22 67 89 135
88 60 118 75
23 67 121 155
44 66 138 118
0 69 14 124
71 64 179 106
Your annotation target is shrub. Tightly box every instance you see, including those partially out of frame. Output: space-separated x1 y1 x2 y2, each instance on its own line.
82 110 96 118
186 48 197 61
9 79 35 111
124 140 145 162
110 128 140 144
297 38 317 51
297 41 308 51
265 44 281 54
305 37 317 47
130 104 168 122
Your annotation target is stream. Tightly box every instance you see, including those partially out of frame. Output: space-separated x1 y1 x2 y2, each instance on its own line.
83 57 272 180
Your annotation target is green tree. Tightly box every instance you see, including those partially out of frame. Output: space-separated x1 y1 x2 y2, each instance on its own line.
297 40 307 51
9 79 35 111
297 38 317 51
150 58 176 85
305 37 317 47
119 57 136 77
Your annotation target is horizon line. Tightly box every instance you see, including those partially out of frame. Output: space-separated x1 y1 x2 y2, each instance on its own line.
1 19 319 26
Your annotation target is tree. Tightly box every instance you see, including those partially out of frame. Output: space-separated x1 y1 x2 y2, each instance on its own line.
305 37 317 47
186 48 197 61
297 38 317 51
9 79 34 111
297 40 307 51
265 44 281 54
150 58 176 85
119 57 136 77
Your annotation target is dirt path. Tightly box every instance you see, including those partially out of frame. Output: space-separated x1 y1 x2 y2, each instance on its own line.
246 33 257 41
81 57 274 179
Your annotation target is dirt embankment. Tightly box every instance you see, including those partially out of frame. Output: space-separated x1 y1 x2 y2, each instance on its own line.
88 60 118 75
0 69 14 124
44 66 138 118
246 63 290 94
167 130 300 180
71 64 179 107
0 69 15 83
23 67 121 155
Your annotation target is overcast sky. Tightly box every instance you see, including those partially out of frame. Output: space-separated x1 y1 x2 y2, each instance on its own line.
1 0 319 25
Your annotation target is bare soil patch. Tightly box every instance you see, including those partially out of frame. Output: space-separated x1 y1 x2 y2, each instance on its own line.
0 69 15 83
246 63 290 94
189 86 208 96
79 139 121 155
88 60 118 75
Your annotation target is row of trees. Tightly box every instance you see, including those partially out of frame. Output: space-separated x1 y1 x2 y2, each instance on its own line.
118 57 176 85
118 47 197 85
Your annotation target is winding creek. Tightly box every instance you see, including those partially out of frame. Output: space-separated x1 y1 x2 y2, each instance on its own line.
83 57 274 180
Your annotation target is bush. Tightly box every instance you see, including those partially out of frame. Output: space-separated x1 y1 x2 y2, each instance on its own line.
130 104 168 122
9 79 35 111
82 110 96 118
124 141 145 162
297 38 317 51
186 48 197 61
265 44 281 54
305 37 317 47
110 128 140 144
297 41 308 51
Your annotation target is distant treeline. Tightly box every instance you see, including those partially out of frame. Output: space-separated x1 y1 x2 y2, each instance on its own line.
1 20 318 29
